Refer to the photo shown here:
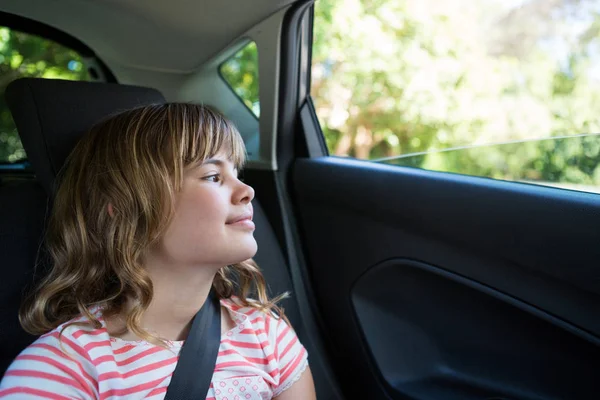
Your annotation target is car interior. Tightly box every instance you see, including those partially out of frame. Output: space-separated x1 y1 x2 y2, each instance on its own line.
1 1 600 399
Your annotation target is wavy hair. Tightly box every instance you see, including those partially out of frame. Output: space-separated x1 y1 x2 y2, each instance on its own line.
19 103 288 346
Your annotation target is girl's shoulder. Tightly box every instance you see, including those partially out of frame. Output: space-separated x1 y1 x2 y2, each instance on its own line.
219 296 309 397
0 310 111 397
220 296 264 328
220 296 289 338
31 306 111 355
4 308 109 380
220 296 279 321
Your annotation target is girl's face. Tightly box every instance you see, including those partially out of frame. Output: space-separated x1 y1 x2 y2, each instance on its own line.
146 150 257 270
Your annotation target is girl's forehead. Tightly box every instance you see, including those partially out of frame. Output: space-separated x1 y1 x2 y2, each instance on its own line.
188 153 239 170
184 138 246 170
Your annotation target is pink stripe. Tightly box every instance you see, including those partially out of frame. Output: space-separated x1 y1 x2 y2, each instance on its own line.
98 357 177 381
219 348 235 355
215 360 255 370
276 325 291 345
31 342 62 351
116 346 163 366
30 343 77 362
236 351 273 365
0 387 75 400
274 319 284 360
94 355 116 366
221 339 268 349
4 369 91 397
280 348 307 383
72 328 105 339
100 376 170 397
113 344 137 355
123 357 177 378
146 386 168 397
217 348 274 365
239 328 266 335
279 335 299 361
48 332 94 365
84 340 111 352
268 367 280 381
14 354 94 397
29 344 97 390
243 354 271 365
97 371 121 381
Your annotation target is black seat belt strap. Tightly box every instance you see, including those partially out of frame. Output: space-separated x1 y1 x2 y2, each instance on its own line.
164 289 221 400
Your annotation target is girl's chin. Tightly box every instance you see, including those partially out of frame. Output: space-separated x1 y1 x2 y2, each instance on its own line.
226 242 259 265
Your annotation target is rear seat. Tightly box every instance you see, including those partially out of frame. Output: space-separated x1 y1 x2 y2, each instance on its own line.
0 78 333 397
0 178 47 374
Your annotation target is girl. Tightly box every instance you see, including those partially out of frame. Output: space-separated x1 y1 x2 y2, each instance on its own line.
0 103 315 399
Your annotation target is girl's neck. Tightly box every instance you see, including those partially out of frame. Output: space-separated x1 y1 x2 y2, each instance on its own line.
106 263 223 342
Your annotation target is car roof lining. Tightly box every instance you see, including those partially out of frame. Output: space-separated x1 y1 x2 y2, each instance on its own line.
0 0 296 73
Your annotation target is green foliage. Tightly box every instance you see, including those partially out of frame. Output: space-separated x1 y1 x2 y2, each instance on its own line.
312 0 600 192
220 41 260 117
0 27 90 163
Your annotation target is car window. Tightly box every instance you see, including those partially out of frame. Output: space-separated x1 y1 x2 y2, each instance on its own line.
220 41 260 118
0 26 92 166
311 0 600 194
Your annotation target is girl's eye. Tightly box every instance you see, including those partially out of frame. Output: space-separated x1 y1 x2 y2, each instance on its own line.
203 174 221 183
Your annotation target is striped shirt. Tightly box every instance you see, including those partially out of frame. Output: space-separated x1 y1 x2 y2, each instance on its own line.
0 297 308 399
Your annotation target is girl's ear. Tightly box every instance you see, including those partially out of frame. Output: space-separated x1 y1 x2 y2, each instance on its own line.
107 203 115 218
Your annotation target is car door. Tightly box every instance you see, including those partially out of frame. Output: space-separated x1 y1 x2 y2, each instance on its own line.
272 1 600 399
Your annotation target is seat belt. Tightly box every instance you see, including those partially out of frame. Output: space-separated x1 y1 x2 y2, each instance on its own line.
164 289 222 400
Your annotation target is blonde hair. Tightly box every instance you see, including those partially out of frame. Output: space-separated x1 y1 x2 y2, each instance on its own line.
19 103 288 346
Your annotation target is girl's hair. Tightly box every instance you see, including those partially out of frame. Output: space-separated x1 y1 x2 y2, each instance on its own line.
19 103 288 346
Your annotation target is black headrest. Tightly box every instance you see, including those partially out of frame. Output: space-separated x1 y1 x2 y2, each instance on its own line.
5 78 166 195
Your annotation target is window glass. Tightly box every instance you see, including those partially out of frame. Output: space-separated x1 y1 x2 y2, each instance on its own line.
0 27 91 165
312 0 600 193
220 41 260 118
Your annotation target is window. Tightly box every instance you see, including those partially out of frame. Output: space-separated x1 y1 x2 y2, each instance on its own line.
220 41 260 118
311 0 600 193
0 26 92 165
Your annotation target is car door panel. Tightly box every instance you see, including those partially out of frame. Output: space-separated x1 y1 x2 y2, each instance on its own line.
291 156 600 399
